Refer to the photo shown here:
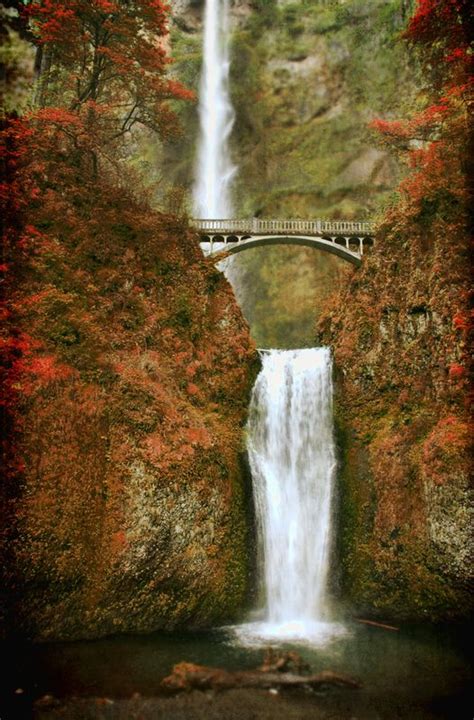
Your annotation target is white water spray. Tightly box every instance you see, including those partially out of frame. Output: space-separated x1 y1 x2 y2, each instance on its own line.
194 0 236 218
235 348 346 646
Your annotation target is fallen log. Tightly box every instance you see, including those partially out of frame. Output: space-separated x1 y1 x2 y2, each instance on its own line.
161 662 361 694
258 648 310 674
354 618 399 631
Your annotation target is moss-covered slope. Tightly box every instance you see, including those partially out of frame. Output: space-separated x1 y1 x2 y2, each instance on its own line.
6 186 258 641
316 0 473 622
319 185 472 622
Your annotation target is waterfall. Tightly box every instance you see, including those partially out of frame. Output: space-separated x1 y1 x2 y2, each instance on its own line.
235 348 346 646
194 0 236 219
194 5 344 648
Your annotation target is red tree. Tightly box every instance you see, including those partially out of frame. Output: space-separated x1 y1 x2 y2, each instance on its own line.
0 1 194 505
27 0 193 142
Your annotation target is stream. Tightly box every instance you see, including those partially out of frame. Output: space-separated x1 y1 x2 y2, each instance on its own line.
2 622 471 718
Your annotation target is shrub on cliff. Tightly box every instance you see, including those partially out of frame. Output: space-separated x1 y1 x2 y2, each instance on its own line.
1 0 194 519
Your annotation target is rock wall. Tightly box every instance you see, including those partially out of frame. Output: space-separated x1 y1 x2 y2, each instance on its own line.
6 200 258 641
169 0 417 217
319 221 472 621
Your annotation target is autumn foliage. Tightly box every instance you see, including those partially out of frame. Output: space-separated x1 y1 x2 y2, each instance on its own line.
318 0 473 620
1 0 193 491
369 0 473 433
0 2 259 639
27 0 193 136
370 0 473 400
404 0 473 76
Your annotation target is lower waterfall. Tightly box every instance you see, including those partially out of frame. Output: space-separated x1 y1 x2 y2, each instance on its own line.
235 347 346 646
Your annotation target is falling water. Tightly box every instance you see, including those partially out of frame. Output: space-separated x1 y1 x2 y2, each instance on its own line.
195 4 344 648
235 348 346 646
194 0 236 218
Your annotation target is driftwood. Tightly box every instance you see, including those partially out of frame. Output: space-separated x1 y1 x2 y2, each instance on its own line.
161 652 361 694
354 618 399 631
258 648 311 674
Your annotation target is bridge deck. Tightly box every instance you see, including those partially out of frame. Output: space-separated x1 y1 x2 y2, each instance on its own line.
192 218 375 237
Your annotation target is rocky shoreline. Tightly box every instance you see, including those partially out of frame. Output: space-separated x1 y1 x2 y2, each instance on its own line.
28 684 468 720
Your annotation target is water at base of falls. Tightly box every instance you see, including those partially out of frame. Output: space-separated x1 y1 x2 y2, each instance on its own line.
234 618 347 648
233 348 347 647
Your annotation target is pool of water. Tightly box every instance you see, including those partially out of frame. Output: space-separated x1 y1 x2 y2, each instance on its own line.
1 620 472 718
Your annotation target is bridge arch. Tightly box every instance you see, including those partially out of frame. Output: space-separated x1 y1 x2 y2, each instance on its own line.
208 235 363 266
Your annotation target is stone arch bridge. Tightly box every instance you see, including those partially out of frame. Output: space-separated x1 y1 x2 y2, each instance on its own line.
193 218 376 266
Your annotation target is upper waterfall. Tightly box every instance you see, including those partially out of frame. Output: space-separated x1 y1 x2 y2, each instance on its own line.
193 0 236 218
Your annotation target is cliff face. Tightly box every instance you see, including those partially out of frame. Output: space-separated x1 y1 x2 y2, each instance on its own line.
7 186 257 641
319 198 472 622
314 0 473 622
166 0 419 346
229 0 414 220
170 0 415 217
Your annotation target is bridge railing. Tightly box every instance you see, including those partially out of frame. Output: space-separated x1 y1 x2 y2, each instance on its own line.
192 218 375 236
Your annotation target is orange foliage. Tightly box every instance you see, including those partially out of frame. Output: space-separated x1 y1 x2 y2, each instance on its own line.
111 530 128 556
404 0 472 86
0 0 259 640
422 416 471 485
24 0 193 145
184 427 212 448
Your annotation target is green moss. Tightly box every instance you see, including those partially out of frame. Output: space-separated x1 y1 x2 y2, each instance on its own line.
171 292 193 329
245 0 280 38
332 386 472 622
48 321 81 347
282 3 305 37
308 8 341 35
